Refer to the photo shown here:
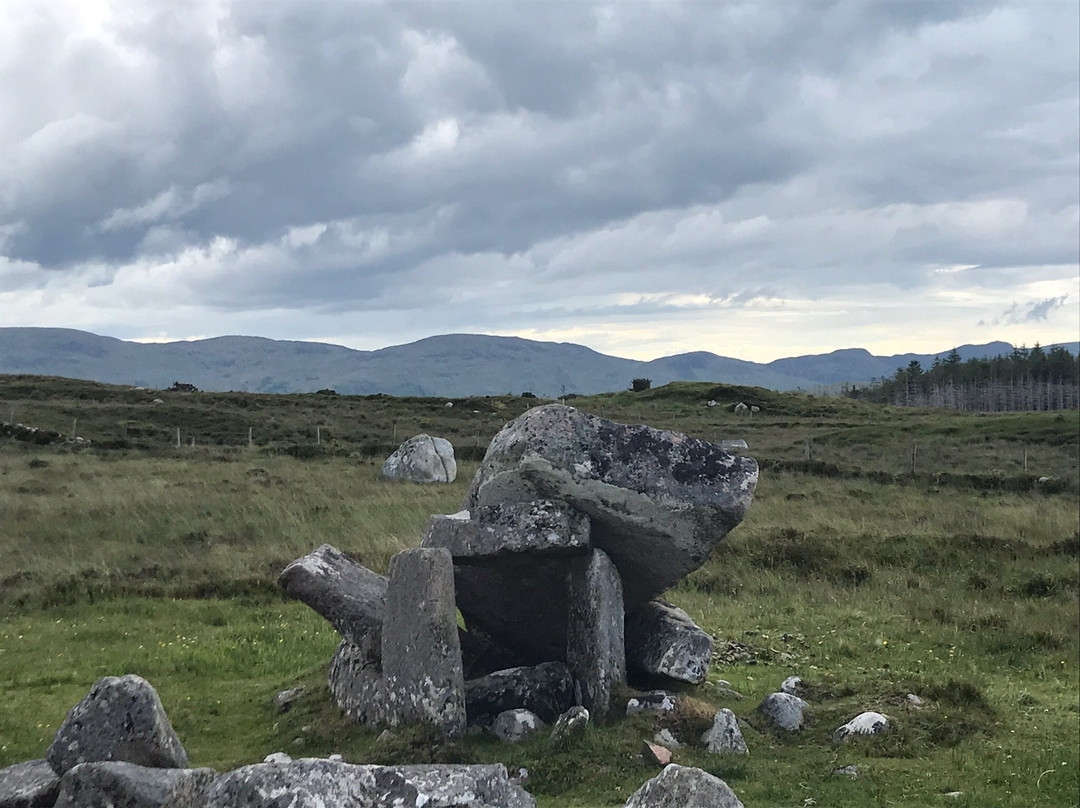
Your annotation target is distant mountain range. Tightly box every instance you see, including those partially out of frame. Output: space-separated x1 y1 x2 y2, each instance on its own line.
0 328 1076 397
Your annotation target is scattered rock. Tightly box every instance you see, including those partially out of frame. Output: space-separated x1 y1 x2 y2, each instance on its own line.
625 601 714 685
623 764 744 808
465 662 575 727
652 728 683 749
381 434 457 483
566 548 626 720
642 741 672 766
464 404 757 605
832 765 859 779
272 686 306 713
626 691 678 717
780 675 806 697
53 762 216 808
262 754 291 764
549 706 590 742
0 759 60 808
758 692 808 732
907 693 924 708
46 675 189 777
833 711 891 741
204 760 536 808
713 682 744 700
278 544 387 658
490 710 545 743
701 708 748 755
719 439 748 450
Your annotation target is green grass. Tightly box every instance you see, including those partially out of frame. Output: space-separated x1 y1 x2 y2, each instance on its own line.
0 376 1077 806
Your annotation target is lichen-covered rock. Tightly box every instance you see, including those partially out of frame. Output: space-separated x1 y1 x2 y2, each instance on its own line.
278 544 387 658
566 549 625 720
381 548 466 736
46 675 188 777
758 692 808 732
0 759 60 808
465 405 757 604
625 601 713 685
626 691 678 717
423 501 590 559
701 708 748 755
204 760 535 808
465 662 575 727
327 640 391 726
53 762 216 808
382 434 457 483
833 711 891 741
549 706 590 742
623 764 744 808
490 710 544 744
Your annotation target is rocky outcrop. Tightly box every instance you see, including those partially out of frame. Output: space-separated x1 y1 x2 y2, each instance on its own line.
623 764 744 808
46 675 188 777
382 434 457 483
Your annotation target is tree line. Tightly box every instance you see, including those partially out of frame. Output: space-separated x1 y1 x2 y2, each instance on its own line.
849 345 1080 411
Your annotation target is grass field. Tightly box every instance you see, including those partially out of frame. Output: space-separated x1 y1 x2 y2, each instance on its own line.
1 377 1077 806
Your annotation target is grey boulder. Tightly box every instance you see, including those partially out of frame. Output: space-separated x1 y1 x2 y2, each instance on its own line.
490 710 545 744
53 762 215 808
758 692 808 732
46 675 188 777
0 759 60 808
204 760 535 808
701 708 748 755
465 404 757 604
834 711 891 741
465 662 575 727
382 434 457 483
278 544 387 657
549 706 590 743
623 764 744 808
565 548 626 720
625 600 713 685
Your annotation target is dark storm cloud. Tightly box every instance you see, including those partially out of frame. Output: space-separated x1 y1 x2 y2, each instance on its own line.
0 0 1076 349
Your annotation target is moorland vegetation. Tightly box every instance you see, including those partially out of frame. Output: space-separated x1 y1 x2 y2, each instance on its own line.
0 375 1077 807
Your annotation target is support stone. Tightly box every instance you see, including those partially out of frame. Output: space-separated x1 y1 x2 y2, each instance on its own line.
381 547 466 737
565 548 625 720
625 600 714 685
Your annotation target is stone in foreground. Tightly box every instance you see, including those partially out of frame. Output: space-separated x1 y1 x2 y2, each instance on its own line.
204 760 535 808
623 764 744 808
701 708 748 755
0 760 60 808
53 762 216 808
382 434 457 483
566 549 626 720
758 692 808 732
625 600 714 685
46 675 188 777
833 711 891 741
465 662 575 727
465 405 758 604
381 548 466 736
278 544 387 657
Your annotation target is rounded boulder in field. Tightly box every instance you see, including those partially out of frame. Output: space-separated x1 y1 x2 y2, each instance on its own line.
381 434 457 483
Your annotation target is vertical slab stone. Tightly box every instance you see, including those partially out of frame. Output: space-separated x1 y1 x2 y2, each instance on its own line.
382 548 466 737
625 600 714 685
565 548 625 720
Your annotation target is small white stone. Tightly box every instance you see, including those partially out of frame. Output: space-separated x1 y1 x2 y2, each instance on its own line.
834 711 891 741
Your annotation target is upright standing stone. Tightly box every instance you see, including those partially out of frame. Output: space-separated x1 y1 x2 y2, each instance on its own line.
46 675 188 777
625 600 714 685
566 549 625 720
382 548 466 736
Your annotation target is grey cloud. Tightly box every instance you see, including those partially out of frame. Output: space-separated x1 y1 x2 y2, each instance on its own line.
979 295 1070 326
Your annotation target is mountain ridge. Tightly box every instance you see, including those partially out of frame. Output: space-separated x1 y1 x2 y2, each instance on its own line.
0 327 1075 397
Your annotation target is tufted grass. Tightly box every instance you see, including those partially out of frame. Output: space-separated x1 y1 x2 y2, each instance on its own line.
0 378 1077 806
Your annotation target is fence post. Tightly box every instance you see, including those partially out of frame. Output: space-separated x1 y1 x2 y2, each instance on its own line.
176 427 181 448
248 426 253 448
316 426 321 445
909 440 917 474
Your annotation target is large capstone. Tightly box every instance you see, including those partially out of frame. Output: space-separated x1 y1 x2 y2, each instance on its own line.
204 760 535 808
465 662 576 727
623 764 744 808
53 762 216 808
278 544 387 659
381 548 467 736
382 434 457 483
566 549 626 720
625 600 714 685
465 404 757 605
0 759 60 808
46 675 188 777
422 500 590 559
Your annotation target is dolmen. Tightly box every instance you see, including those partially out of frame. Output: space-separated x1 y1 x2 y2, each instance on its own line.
280 404 758 735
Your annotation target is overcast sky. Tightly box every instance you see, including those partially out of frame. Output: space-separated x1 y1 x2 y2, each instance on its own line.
1 0 1077 362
